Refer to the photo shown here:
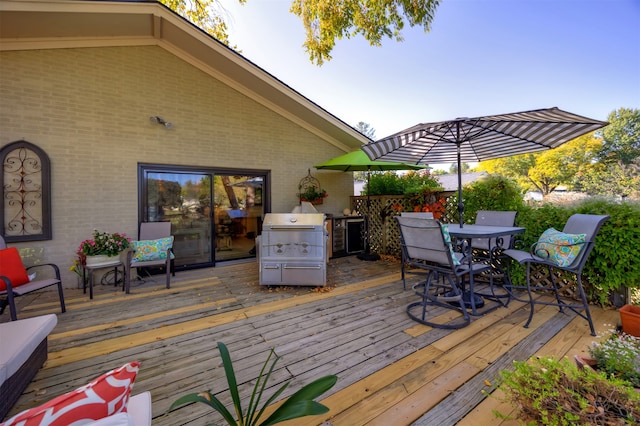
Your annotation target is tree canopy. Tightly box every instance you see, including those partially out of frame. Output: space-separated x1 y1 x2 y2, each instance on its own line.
290 0 441 64
476 134 603 196
160 0 245 45
476 108 640 200
161 0 441 65
598 107 640 164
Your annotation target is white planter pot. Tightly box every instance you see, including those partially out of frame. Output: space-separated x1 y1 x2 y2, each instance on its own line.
85 254 120 267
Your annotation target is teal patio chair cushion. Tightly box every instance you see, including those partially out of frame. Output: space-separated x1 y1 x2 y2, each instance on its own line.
132 236 174 262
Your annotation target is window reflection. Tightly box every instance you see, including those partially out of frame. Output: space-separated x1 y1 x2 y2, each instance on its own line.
141 166 267 269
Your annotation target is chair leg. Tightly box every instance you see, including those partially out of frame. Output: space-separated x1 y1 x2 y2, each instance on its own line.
125 267 131 294
57 281 66 314
577 275 596 336
6 289 17 321
165 261 171 289
524 263 536 329
407 271 470 329
546 268 566 314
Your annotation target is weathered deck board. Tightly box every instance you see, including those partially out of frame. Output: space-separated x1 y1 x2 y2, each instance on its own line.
1 256 619 426
454 304 619 425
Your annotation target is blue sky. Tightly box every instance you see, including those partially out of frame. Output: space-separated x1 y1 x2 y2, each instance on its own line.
224 0 640 140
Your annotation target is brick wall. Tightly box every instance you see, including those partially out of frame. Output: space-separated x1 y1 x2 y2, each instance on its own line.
0 46 353 284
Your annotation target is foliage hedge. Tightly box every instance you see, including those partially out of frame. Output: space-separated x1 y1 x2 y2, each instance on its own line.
508 199 640 306
459 176 640 306
365 171 441 196
368 172 640 305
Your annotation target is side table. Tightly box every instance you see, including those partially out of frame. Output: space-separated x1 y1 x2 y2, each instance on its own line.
83 260 125 299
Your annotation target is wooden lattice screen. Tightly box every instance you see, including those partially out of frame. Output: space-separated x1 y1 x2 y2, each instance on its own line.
350 192 458 257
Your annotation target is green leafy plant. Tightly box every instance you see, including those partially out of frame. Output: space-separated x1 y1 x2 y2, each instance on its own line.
496 356 640 425
365 170 441 196
588 331 640 387
505 198 640 306
460 174 525 223
297 185 327 202
169 342 337 426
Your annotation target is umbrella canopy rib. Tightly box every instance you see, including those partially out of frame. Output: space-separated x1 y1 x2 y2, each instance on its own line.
361 107 608 227
362 107 607 165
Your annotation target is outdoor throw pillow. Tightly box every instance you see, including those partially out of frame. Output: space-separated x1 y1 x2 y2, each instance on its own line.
132 236 174 262
0 247 30 291
535 227 587 267
441 225 461 266
1 361 140 426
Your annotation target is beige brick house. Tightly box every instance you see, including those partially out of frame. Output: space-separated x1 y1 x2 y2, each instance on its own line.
0 0 368 284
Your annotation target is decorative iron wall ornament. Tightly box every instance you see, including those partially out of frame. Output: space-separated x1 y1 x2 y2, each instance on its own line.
0 140 52 242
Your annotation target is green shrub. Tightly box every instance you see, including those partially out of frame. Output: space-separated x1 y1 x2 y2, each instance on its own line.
364 171 640 305
497 356 640 425
588 331 640 387
460 174 525 222
365 170 442 196
509 198 640 306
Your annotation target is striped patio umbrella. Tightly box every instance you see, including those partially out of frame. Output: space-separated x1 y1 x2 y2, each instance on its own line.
361 107 608 226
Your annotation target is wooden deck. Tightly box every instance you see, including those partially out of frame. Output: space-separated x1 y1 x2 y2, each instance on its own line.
2 256 619 425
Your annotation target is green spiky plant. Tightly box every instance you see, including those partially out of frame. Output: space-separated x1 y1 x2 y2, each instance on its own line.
169 342 337 426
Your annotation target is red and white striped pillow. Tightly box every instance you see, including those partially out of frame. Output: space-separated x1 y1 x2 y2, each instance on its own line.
2 362 140 426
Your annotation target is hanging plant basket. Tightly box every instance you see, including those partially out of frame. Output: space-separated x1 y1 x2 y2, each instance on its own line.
297 169 327 204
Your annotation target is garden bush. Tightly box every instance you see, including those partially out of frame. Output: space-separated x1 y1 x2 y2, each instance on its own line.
509 198 640 306
497 356 640 425
365 170 441 196
460 174 525 222
363 171 639 306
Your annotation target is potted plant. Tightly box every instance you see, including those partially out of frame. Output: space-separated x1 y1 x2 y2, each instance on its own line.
496 356 640 424
77 230 131 266
574 330 640 388
170 342 337 425
297 184 328 205
619 304 640 337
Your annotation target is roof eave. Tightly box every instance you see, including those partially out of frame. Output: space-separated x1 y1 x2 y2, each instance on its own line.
0 0 368 150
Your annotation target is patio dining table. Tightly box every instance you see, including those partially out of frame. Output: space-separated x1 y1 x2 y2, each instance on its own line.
446 224 526 315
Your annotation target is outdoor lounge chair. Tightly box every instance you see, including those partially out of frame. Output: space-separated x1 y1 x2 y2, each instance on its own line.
125 222 174 293
504 214 609 336
0 236 65 321
396 216 491 329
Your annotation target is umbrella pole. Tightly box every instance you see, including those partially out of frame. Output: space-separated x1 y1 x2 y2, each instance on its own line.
456 125 464 228
358 166 380 261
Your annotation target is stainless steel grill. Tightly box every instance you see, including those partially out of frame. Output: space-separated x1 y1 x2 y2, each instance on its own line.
258 213 327 286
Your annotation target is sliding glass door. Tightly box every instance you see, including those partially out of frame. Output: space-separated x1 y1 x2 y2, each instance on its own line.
139 164 269 270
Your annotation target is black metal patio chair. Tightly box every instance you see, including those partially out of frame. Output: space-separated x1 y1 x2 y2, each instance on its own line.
396 216 491 329
504 214 610 336
0 236 66 321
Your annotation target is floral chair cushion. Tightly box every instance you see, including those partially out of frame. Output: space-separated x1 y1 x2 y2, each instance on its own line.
441 225 461 266
535 227 587 267
132 237 174 262
2 362 140 426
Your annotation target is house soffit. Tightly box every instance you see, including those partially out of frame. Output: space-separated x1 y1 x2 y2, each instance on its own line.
0 0 369 152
